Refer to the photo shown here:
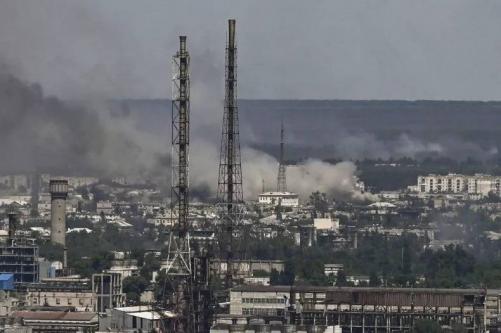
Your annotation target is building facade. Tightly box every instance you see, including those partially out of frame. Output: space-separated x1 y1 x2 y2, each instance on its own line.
20 277 95 311
258 192 299 208
0 238 39 283
416 173 501 197
225 285 490 332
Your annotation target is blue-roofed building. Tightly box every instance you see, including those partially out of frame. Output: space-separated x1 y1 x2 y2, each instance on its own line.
0 273 14 290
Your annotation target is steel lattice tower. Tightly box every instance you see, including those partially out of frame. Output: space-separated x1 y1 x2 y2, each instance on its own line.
277 120 287 192
165 35 194 333
217 19 243 289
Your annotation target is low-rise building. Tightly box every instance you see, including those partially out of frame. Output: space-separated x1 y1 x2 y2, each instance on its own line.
324 264 343 277
227 285 488 331
313 218 340 232
258 192 299 208
105 306 175 332
20 277 95 311
210 259 284 281
92 272 125 314
12 311 98 332
96 201 114 215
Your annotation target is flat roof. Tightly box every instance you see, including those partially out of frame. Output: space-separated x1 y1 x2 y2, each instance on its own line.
231 285 486 295
13 311 97 322
128 311 176 319
259 192 298 196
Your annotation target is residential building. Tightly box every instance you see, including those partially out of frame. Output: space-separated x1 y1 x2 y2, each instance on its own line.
258 192 299 208
416 173 501 197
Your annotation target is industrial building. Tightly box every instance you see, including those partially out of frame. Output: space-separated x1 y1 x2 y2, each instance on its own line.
19 277 95 311
92 272 125 314
11 311 98 332
102 306 176 332
0 238 39 283
215 285 492 332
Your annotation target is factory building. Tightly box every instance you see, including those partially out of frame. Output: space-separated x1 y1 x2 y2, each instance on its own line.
50 179 68 246
92 272 125 314
19 277 95 311
10 311 98 332
415 173 501 197
103 306 176 332
215 285 491 332
258 192 299 208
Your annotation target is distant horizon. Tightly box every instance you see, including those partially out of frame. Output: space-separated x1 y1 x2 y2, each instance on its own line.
117 98 501 103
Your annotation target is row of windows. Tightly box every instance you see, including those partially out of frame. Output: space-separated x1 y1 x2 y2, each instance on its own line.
242 298 286 304
242 308 280 316
32 297 88 305
423 178 501 186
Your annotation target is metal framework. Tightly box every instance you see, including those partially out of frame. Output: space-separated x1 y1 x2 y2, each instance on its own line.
217 19 244 289
277 120 287 192
165 35 194 333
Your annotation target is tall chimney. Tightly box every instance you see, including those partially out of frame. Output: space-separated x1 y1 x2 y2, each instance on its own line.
7 212 17 240
30 173 40 217
63 247 68 270
50 179 68 246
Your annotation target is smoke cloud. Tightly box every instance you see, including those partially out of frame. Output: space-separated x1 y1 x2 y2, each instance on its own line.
330 132 498 161
0 69 168 179
3 1 496 203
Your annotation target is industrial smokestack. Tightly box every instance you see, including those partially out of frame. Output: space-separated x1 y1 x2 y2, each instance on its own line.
63 247 68 270
30 173 40 217
49 179 68 246
7 212 17 240
228 19 236 50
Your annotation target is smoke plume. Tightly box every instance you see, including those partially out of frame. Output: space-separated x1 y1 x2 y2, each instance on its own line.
0 69 167 179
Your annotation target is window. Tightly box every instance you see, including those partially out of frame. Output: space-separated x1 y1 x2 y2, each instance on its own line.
56 298 60 305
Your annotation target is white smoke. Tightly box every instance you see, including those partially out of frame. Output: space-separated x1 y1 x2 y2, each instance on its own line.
189 142 373 202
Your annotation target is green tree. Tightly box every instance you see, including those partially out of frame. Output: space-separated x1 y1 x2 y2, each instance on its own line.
123 276 149 304
336 271 348 287
369 271 379 287
309 191 329 217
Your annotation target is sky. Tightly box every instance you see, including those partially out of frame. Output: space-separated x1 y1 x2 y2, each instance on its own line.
1 0 501 100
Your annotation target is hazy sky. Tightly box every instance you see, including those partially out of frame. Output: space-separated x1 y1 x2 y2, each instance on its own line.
1 0 501 100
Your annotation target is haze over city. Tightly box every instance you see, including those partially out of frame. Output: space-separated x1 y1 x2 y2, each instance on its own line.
0 1 501 333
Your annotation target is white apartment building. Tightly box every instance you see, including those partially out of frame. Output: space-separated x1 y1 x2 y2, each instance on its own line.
258 192 299 207
416 173 501 197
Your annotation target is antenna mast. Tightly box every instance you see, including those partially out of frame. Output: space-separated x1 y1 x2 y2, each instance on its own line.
277 120 287 192
217 19 243 289
165 35 194 333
